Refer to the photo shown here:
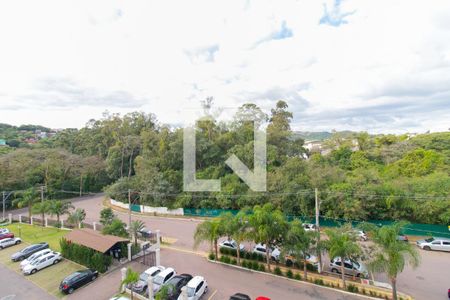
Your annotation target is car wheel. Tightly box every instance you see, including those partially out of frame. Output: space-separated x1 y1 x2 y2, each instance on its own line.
331 268 338 274
356 273 361 277
204 286 208 294
31 269 37 274
92 275 97 281
16 240 21 244
423 246 431 251
0 246 3 250
68 288 74 294
53 259 60 264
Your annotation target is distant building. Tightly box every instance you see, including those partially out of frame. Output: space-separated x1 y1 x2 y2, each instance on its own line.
0 139 6 146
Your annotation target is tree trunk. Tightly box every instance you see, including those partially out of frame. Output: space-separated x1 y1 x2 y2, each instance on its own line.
341 262 346 289
391 277 398 300
28 204 32 220
128 149 134 178
303 254 308 280
214 239 218 261
41 211 45 227
120 145 125 178
266 241 271 271
236 243 241 266
79 175 83 197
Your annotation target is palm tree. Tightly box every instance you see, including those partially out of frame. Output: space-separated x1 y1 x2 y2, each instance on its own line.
283 220 318 280
121 267 139 300
130 220 145 246
223 210 250 266
67 208 86 228
249 203 288 271
193 218 223 260
48 200 74 223
367 222 420 300
325 224 361 289
31 201 51 226
13 188 39 220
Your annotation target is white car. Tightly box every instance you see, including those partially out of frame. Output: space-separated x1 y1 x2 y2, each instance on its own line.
179 276 208 300
352 230 368 241
132 265 165 293
219 239 245 251
302 223 317 232
0 237 21 249
416 237 450 252
22 252 62 275
20 248 53 269
285 251 319 267
151 267 176 294
252 243 280 261
0 228 10 235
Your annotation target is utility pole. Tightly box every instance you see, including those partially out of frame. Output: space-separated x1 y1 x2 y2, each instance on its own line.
315 188 322 273
2 191 5 221
128 189 132 230
40 186 45 225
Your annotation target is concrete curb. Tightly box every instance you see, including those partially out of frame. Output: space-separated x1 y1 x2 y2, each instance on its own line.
207 259 387 300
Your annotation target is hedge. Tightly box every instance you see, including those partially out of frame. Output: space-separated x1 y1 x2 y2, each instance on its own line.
60 238 112 273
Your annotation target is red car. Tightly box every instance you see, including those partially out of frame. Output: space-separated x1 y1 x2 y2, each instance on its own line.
0 233 14 240
256 297 271 300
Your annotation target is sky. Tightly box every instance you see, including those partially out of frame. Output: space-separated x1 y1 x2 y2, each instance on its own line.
0 0 449 133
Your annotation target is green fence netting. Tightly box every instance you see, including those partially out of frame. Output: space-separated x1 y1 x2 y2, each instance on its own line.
183 208 450 238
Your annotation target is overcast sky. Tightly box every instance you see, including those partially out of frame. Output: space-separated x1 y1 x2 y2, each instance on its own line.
0 0 449 133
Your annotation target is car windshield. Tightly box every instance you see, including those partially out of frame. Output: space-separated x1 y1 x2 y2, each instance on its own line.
425 238 434 243
139 273 149 281
153 275 164 285
353 261 360 268
187 286 196 297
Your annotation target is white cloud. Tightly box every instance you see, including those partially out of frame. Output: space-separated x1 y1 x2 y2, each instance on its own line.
0 0 449 133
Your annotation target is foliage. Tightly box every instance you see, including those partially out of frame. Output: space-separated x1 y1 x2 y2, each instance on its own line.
194 218 224 261
102 218 128 238
47 200 74 222
13 188 40 219
129 220 145 245
99 208 116 226
121 268 139 300
67 208 86 228
60 238 112 273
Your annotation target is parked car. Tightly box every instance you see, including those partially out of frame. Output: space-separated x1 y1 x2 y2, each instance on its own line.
0 232 14 241
397 235 409 242
20 249 54 269
256 297 271 300
179 275 208 300
60 269 99 294
329 257 369 278
230 293 251 300
155 273 192 300
285 251 319 267
132 265 165 294
252 243 280 261
22 252 62 275
416 237 450 252
0 228 10 234
150 267 176 294
11 242 49 261
302 223 317 232
219 239 245 251
0 237 21 249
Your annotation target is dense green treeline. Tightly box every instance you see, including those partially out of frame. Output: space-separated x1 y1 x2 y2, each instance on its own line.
0 101 448 224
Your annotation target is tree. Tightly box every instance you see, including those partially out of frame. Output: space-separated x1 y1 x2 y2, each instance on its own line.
48 200 73 223
366 222 420 300
325 225 362 289
13 188 39 220
121 268 139 300
129 220 145 245
223 210 250 266
67 208 86 228
31 201 51 226
249 203 288 271
99 208 116 226
193 218 224 260
283 220 317 280
102 218 128 238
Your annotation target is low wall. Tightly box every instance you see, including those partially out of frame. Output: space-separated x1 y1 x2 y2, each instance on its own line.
110 199 184 216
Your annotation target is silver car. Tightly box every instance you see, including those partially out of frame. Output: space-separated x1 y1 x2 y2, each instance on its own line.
329 257 369 278
416 237 450 252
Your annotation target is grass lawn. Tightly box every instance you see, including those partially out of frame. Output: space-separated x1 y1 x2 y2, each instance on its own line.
0 224 88 299
5 223 69 251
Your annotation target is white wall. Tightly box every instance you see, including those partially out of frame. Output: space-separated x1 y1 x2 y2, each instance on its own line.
110 199 130 210
110 199 184 216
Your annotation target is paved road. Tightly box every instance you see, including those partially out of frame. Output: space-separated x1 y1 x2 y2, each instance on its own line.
0 263 56 300
9 194 450 300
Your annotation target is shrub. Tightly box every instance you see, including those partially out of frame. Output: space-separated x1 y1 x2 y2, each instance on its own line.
231 258 237 265
294 273 301 280
347 284 359 293
251 261 259 270
274 267 282 276
208 253 215 260
258 264 265 272
244 252 252 260
241 260 248 268
285 259 293 267
314 279 324 286
285 269 293 278
223 256 231 264
60 238 111 273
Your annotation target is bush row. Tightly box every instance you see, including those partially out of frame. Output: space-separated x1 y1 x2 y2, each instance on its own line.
60 238 112 273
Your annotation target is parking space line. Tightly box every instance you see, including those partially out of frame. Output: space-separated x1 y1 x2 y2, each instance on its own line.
208 289 217 300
